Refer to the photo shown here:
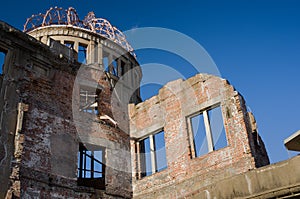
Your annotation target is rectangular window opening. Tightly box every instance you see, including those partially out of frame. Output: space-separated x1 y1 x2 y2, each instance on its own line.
120 60 125 76
78 143 105 189
79 86 100 115
103 51 109 72
139 130 167 178
190 105 227 158
191 114 209 157
154 131 167 172
140 137 152 177
112 58 118 76
64 41 74 49
208 106 228 150
0 50 7 75
78 44 87 64
94 42 98 63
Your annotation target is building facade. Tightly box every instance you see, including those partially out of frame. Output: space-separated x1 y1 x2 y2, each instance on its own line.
1 7 298 199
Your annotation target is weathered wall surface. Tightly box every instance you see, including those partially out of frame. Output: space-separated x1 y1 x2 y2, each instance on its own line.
0 21 132 199
129 74 269 198
0 22 21 199
1 20 298 199
187 155 300 199
73 65 133 198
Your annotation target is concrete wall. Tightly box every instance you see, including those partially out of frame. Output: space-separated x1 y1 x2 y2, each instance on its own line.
187 155 300 199
129 74 269 198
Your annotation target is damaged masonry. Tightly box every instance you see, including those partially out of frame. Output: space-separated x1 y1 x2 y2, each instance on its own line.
0 7 299 199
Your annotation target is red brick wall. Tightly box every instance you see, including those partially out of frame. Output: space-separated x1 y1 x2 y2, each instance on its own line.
129 74 269 198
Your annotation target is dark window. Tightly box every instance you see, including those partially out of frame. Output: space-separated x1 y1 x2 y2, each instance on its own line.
0 50 7 75
140 137 152 177
191 105 227 158
120 60 125 76
140 130 167 178
94 42 98 63
48 38 56 47
79 86 100 114
112 59 118 76
78 143 105 189
64 41 74 49
78 44 87 64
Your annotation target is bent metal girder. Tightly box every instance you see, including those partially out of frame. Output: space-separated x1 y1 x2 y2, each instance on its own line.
24 7 135 57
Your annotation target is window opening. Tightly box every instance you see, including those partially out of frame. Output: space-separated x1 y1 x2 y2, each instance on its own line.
140 137 152 177
94 42 98 63
0 51 6 75
112 59 118 76
208 106 227 150
190 105 227 158
103 52 109 72
140 130 167 178
78 144 105 189
48 38 55 46
79 86 100 114
120 60 125 76
154 131 167 172
78 44 87 64
64 41 74 49
191 114 209 157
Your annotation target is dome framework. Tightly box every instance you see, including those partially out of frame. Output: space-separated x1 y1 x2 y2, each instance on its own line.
24 7 135 56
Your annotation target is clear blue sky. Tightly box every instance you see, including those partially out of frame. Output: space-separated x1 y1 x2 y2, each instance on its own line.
1 0 299 163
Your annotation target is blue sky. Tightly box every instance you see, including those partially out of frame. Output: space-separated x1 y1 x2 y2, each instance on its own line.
1 0 299 163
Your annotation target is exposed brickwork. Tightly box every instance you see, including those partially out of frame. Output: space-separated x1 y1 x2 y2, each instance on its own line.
129 74 269 198
2 18 295 199
0 22 133 199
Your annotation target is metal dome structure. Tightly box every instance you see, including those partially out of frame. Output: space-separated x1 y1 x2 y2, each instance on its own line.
24 7 135 56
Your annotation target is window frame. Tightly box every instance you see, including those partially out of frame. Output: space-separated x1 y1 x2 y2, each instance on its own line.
77 143 106 189
79 85 101 115
188 104 228 159
138 129 167 179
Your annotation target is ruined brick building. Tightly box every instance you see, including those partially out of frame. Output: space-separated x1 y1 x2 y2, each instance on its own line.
0 7 299 199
